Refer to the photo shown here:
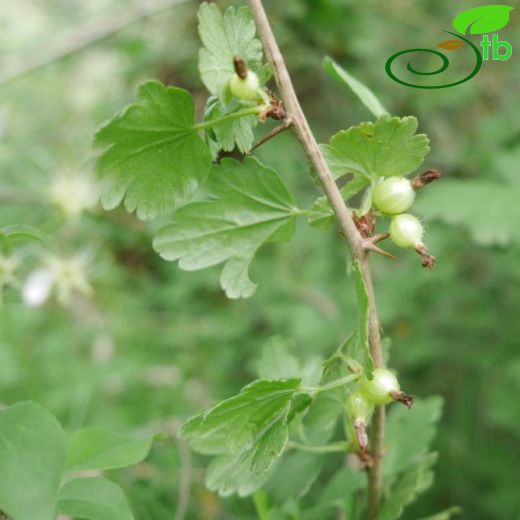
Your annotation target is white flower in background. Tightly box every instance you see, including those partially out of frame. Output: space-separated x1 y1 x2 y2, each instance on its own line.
49 172 100 218
22 254 92 307
0 0 47 48
22 268 54 307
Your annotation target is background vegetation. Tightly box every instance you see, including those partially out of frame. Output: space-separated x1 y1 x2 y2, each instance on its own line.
0 0 518 518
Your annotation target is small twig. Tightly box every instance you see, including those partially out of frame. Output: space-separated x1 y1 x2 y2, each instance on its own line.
251 118 293 151
0 0 190 86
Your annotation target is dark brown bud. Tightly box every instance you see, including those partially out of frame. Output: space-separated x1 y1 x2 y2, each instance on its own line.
414 243 436 270
353 212 376 239
390 390 415 409
411 169 442 191
233 56 248 79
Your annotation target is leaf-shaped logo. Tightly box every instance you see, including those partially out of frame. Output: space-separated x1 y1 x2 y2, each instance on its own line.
437 39 465 51
453 5 514 35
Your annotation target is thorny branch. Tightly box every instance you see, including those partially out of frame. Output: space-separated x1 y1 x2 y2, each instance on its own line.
247 1 386 517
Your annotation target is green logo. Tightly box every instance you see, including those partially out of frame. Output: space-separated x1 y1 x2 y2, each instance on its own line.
385 5 514 89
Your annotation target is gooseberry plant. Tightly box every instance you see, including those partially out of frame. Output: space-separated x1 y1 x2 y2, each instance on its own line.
91 1 451 518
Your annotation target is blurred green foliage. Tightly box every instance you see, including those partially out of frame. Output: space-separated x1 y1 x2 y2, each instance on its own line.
0 0 519 518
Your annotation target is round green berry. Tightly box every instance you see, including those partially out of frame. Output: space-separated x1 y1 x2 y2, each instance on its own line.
346 389 374 420
229 71 261 100
390 214 424 248
360 368 400 406
372 177 415 215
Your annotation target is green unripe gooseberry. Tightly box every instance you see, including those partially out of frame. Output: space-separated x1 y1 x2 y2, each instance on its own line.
229 71 261 100
390 214 424 248
360 368 400 406
346 389 374 420
372 177 415 215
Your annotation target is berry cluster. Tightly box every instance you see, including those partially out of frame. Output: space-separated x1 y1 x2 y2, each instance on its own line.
371 173 439 269
346 368 413 459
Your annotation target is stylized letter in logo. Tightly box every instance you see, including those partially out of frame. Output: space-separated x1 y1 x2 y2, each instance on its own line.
385 5 514 89
492 35 513 61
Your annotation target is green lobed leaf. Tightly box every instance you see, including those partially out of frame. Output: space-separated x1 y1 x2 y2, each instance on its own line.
67 428 154 472
415 180 520 246
154 157 298 299
214 112 258 153
308 196 335 229
308 176 370 229
205 97 258 153
380 453 438 520
205 451 271 497
256 336 322 387
452 5 514 35
198 2 265 98
353 261 375 375
341 174 372 201
94 80 212 220
180 378 301 496
265 451 324 503
0 401 67 520
323 57 387 118
209 98 258 154
301 467 365 519
220 249 257 299
57 478 134 520
383 397 443 479
319 467 365 506
303 345 355 445
321 115 430 182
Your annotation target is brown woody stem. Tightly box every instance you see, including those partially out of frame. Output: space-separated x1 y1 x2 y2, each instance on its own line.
251 118 293 151
247 1 385 517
